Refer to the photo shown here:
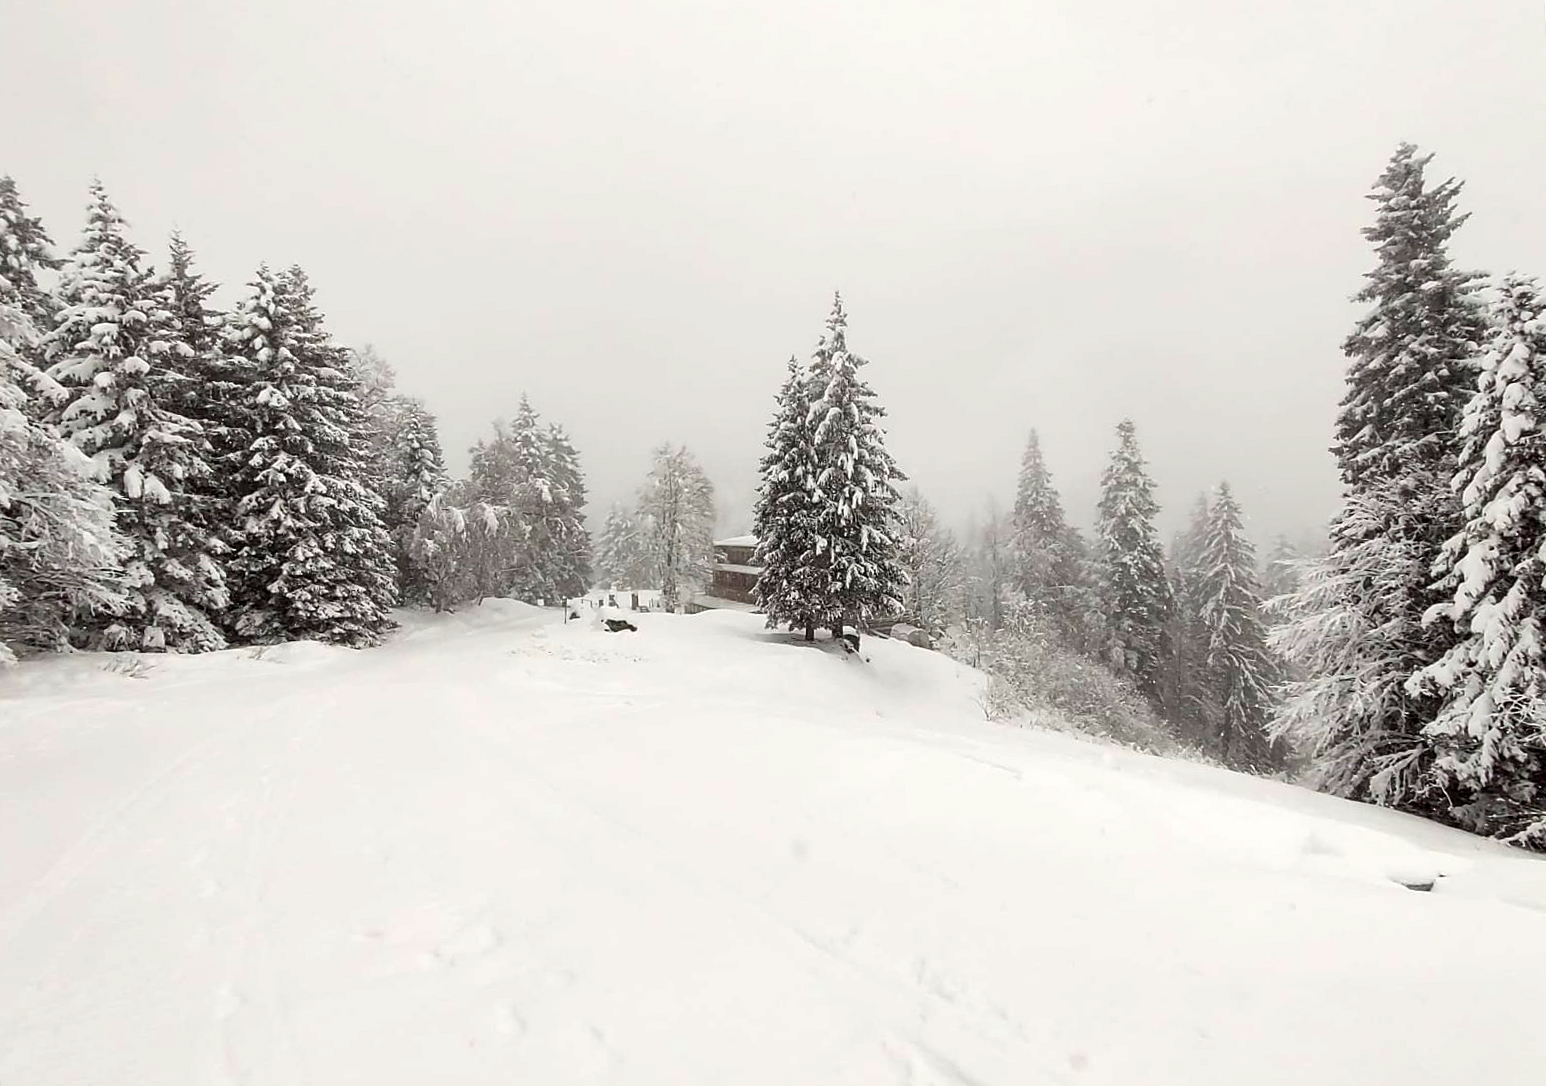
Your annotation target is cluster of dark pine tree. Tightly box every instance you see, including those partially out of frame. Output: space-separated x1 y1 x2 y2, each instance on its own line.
1271 144 1546 849
752 295 910 645
1 177 590 662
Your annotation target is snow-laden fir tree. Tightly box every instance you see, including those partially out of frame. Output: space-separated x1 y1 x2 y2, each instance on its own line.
545 422 592 599
1335 143 1485 490
1 297 127 663
220 264 397 645
344 344 403 503
156 233 234 559
895 487 964 634
1163 493 1218 745
595 503 654 590
803 294 907 644
465 396 586 604
1259 535 1302 601
1010 430 1095 652
638 443 715 612
0 176 61 341
1095 419 1173 699
1196 482 1278 769
409 487 515 612
502 396 559 602
1269 483 1451 809
753 356 825 639
1406 277 1546 845
159 233 223 410
1272 144 1486 812
382 397 448 605
43 183 227 651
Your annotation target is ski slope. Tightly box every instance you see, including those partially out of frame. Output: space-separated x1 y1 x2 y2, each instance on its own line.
2 603 1544 1085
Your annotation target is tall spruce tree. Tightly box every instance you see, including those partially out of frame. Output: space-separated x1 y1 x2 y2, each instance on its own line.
157 233 233 561
545 422 592 598
1009 430 1093 651
383 397 449 605
1095 419 1173 699
1273 144 1486 811
0 176 60 338
464 397 587 604
1407 277 1546 845
220 264 396 645
505 396 564 603
804 294 907 644
1164 493 1218 745
1335 143 1485 489
753 356 824 639
1196 482 1278 769
2 297 127 662
44 183 227 651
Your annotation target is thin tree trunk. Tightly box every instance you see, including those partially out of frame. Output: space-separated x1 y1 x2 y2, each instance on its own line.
804 622 814 642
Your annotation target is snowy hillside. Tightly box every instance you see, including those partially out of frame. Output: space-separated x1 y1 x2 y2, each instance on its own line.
2 604 1544 1085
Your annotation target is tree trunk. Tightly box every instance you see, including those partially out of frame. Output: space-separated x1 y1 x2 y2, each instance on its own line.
804 622 814 642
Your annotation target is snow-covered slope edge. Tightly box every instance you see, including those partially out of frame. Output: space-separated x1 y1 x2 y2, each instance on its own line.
1 603 1543 1085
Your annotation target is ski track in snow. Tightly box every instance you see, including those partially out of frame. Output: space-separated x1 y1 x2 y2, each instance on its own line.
2 602 1545 1084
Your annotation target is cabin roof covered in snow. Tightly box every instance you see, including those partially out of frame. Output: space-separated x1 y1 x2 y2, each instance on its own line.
715 534 757 548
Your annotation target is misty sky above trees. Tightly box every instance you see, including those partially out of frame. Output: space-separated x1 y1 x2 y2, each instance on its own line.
9 0 1545 545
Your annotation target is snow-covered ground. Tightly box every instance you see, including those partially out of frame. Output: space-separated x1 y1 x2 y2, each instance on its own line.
2 603 1544 1085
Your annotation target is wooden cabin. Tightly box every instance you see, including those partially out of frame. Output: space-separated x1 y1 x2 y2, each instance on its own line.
684 535 761 613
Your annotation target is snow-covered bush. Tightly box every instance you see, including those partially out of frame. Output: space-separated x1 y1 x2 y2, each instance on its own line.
943 611 1192 758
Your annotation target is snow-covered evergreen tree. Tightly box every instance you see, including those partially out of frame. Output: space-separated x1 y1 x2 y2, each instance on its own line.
638 443 715 611
1272 144 1486 813
1 298 127 663
1095 419 1173 699
463 397 588 604
0 176 60 340
1196 482 1278 769
895 487 963 634
1269 484 1449 809
595 503 653 590
803 295 907 644
545 422 591 599
1260 535 1302 601
156 232 233 561
382 397 448 605
43 183 227 651
1163 493 1218 745
1407 277 1546 845
220 264 396 645
159 233 223 394
343 344 401 501
754 356 824 639
409 488 515 612
1009 430 1095 652
1335 143 1485 489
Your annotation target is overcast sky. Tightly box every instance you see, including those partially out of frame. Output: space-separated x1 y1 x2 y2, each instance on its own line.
9 0 1545 546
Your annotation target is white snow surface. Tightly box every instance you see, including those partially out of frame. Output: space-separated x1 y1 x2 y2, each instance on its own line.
2 604 1544 1085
